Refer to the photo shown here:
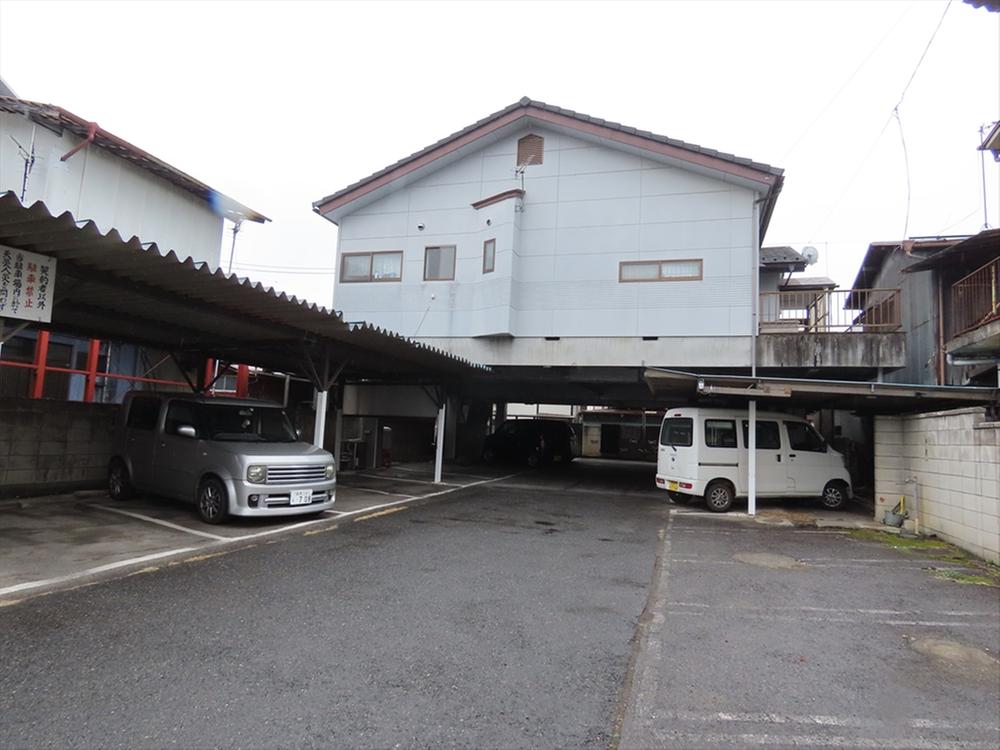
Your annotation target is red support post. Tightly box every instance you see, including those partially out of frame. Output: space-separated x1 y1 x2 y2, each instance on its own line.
203 357 215 392
235 364 250 397
30 330 50 399
83 338 101 402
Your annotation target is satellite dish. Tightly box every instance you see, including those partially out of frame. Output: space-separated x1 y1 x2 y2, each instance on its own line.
801 246 819 265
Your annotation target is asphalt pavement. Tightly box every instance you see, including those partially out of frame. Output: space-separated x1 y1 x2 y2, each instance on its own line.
1 461 997 750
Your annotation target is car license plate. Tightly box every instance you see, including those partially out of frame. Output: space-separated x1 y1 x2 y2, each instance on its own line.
290 489 313 506
667 481 679 491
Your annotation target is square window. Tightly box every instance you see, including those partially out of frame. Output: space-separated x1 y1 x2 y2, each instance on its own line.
483 239 496 274
424 245 456 281
371 252 402 281
341 254 372 282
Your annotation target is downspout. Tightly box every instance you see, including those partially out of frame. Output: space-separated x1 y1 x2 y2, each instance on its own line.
936 274 946 385
60 122 98 162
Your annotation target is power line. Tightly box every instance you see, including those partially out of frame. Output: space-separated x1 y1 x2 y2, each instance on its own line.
780 2 913 163
894 0 952 113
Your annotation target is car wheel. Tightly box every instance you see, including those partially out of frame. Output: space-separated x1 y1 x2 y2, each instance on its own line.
667 490 693 504
482 446 497 464
526 452 541 468
108 459 134 501
820 480 850 511
704 480 734 513
196 477 229 524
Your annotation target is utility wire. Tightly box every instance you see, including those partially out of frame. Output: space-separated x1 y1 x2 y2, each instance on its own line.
780 2 913 163
893 108 912 238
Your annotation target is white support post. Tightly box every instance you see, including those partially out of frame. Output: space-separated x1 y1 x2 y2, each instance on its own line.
333 408 343 469
434 402 446 484
313 388 328 449
748 399 757 516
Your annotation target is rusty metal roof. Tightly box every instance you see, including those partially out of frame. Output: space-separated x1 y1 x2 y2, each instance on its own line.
0 193 485 383
0 97 269 224
760 246 807 269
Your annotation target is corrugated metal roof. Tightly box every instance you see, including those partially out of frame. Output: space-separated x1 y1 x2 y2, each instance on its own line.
782 276 837 289
0 193 485 383
313 97 783 223
0 97 269 224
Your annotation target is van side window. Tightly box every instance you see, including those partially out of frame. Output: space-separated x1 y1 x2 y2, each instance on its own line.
741 420 781 450
165 401 201 437
660 418 693 447
126 397 161 431
704 419 737 448
785 421 826 452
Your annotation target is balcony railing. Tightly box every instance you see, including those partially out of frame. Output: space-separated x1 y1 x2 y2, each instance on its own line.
950 257 1000 338
759 288 901 333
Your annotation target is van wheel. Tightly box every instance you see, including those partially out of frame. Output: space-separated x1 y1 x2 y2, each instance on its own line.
526 452 541 468
820 480 850 511
705 481 734 513
108 459 133 501
482 446 497 464
196 477 229 524
667 490 694 505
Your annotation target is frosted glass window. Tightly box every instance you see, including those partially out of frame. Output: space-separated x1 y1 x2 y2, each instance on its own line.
620 259 703 282
341 254 371 282
424 245 456 281
620 262 660 281
483 239 496 274
661 260 702 279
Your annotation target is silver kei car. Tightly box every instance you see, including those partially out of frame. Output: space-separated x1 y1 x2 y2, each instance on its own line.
108 392 336 523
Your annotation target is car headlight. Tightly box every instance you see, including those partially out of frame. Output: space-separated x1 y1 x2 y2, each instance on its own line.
247 465 267 483
325 464 335 480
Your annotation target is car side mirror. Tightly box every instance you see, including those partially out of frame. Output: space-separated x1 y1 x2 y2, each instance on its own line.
296 427 303 439
177 425 197 439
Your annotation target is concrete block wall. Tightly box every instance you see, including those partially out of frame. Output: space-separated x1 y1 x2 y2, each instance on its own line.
875 408 999 562
0 398 119 498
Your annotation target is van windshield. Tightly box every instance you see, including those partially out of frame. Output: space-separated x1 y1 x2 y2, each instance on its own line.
660 417 693 447
199 404 298 443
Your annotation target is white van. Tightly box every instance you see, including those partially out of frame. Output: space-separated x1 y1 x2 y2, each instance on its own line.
655 407 852 512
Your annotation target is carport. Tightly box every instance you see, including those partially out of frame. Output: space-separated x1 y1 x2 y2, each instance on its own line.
643 367 999 514
0 193 486 484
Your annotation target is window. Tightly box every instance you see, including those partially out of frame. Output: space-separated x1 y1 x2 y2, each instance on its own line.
785 421 827 453
127 396 161 431
619 259 703 282
340 251 402 283
424 245 456 281
517 134 544 166
705 419 737 448
659 417 693 447
483 239 496 274
165 401 200 437
741 420 781 450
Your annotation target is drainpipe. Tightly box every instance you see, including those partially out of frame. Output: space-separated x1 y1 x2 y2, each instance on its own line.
936 275 946 385
60 122 98 162
748 198 762 516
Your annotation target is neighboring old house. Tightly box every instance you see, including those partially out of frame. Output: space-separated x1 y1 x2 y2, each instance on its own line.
0 96 268 402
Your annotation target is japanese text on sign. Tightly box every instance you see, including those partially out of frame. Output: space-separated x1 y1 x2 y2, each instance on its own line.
0 246 57 323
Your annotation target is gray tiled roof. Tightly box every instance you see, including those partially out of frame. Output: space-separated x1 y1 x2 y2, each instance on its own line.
760 246 807 266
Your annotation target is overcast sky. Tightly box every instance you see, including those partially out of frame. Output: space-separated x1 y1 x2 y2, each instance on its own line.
0 0 997 307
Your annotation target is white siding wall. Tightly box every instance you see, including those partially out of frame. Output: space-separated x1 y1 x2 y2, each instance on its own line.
333 126 758 356
875 409 1000 563
0 113 225 265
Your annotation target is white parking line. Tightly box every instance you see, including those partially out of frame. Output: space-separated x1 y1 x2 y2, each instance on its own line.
0 547 198 596
357 473 462 486
2 472 520 602
346 485 417 498
661 710 1000 732
93 505 229 541
387 465 493 480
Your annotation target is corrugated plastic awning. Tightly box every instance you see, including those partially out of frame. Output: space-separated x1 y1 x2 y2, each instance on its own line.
0 193 486 384
643 368 997 415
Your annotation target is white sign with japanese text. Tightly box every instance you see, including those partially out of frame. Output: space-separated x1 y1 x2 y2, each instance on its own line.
0 245 57 323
